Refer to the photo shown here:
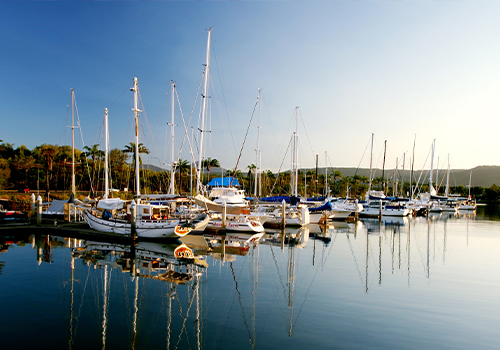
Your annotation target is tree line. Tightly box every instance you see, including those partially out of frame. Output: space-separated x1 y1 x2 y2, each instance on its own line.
0 142 497 202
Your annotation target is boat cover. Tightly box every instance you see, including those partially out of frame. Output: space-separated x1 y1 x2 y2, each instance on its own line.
97 198 124 210
207 177 240 187
194 194 244 214
308 201 333 212
43 199 68 214
259 196 290 203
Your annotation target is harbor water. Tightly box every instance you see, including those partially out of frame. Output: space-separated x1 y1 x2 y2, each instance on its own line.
0 206 499 349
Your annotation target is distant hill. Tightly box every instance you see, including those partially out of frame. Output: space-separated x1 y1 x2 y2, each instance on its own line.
142 165 229 174
144 164 500 188
142 164 167 172
293 166 500 188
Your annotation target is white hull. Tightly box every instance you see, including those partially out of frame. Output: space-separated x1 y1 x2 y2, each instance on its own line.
207 217 264 233
84 210 180 238
361 207 410 217
459 205 476 211
194 194 245 214
264 216 303 226
309 210 352 224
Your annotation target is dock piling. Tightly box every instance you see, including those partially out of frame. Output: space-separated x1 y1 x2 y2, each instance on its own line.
282 200 286 227
36 195 42 226
130 200 137 239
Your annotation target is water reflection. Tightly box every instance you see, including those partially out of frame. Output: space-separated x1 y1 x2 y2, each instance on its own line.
1 207 499 349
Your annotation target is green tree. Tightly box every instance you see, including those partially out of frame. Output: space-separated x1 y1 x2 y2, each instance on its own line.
176 159 190 194
202 157 220 182
38 144 56 200
83 144 105 197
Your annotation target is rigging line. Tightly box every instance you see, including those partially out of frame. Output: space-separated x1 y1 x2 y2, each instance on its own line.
210 78 238 162
71 263 92 348
298 109 316 163
354 135 371 177
346 233 365 287
107 83 132 110
273 109 295 169
269 244 289 306
138 91 162 168
414 143 432 195
269 137 293 195
59 92 71 147
260 94 280 168
230 98 259 185
175 88 200 182
175 277 200 350
211 39 237 158
230 261 255 348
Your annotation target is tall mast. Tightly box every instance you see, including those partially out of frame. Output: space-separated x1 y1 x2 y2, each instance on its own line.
394 157 398 197
445 154 450 197
71 89 76 197
429 139 435 194
382 140 387 193
190 127 194 196
131 77 141 200
368 133 374 192
468 170 472 199
324 151 328 197
255 88 262 198
401 152 405 197
436 156 440 193
104 108 109 199
410 135 416 200
291 106 299 197
197 28 212 194
315 154 318 196
169 81 176 195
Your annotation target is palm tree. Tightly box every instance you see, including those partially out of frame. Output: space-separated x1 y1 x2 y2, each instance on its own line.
246 163 256 194
39 144 56 200
176 159 190 194
202 157 220 182
123 142 150 168
332 170 342 196
83 144 105 197
123 142 150 194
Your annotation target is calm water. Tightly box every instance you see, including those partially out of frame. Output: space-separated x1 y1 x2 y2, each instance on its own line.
1 206 499 350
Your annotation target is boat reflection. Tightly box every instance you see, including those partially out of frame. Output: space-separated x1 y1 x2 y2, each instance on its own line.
262 226 309 248
361 216 409 235
202 231 264 261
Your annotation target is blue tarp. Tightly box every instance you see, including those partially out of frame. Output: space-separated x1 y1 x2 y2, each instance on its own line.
207 177 240 187
258 195 300 205
259 196 290 203
308 201 333 212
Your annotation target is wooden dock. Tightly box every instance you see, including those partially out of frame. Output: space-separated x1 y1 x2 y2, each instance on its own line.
0 219 136 243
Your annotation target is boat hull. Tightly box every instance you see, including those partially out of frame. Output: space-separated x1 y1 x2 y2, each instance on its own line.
84 210 180 238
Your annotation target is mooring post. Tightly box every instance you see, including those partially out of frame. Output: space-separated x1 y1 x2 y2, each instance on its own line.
222 201 227 229
282 200 286 228
36 195 42 226
379 199 383 222
130 200 137 239
31 193 36 218
355 198 359 221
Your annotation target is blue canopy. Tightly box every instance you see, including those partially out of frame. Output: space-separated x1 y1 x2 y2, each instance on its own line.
207 177 240 187
259 196 290 203
308 201 333 212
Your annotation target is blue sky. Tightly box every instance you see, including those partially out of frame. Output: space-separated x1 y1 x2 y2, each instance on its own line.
1 1 499 173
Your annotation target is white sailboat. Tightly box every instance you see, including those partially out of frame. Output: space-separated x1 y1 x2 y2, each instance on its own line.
84 80 200 238
459 170 477 210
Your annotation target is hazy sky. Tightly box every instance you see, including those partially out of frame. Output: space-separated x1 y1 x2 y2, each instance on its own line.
1 1 499 173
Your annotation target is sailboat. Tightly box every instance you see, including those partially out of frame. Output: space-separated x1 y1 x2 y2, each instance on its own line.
459 170 477 210
84 80 206 238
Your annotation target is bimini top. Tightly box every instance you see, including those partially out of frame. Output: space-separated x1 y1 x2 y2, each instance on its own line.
207 177 240 187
